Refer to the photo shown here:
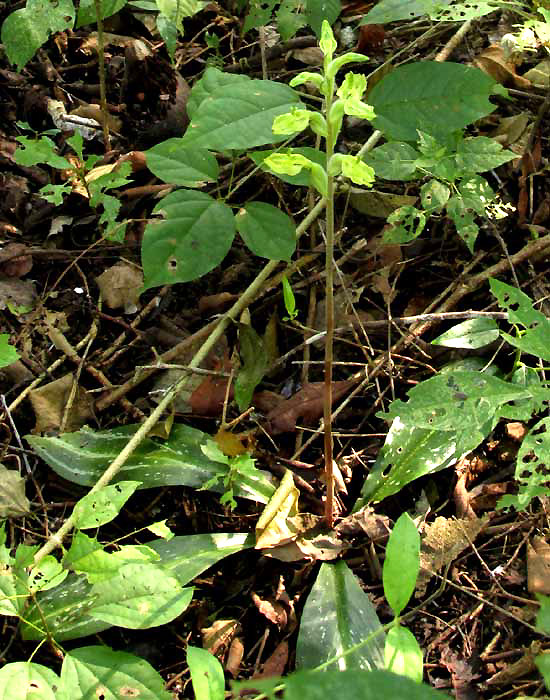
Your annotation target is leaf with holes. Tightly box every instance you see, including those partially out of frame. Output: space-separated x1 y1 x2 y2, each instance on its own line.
456 137 516 173
447 195 479 253
0 662 61 700
354 417 478 506
499 416 550 511
141 189 236 291
382 370 530 434
431 318 499 349
73 481 141 529
296 561 385 671
490 278 550 362
61 646 172 700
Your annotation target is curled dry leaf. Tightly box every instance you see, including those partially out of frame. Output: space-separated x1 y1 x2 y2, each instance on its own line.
472 45 532 89
0 277 37 312
251 592 288 629
253 641 289 679
226 637 244 678
527 536 550 595
28 373 94 433
0 243 33 278
0 463 31 517
95 263 143 313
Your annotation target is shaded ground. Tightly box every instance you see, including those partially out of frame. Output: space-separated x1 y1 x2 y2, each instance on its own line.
1 2 550 697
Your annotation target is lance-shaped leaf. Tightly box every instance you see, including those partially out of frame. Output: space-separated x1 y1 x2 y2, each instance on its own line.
27 423 275 504
431 318 499 349
296 561 385 671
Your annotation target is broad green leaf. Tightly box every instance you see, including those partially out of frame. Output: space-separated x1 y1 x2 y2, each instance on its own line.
73 481 141 529
296 561 385 671
141 189 236 290
236 669 444 700
181 79 301 150
498 416 550 511
250 147 326 187
145 140 219 185
306 0 341 37
27 423 276 504
0 463 30 517
2 0 75 70
90 563 193 628
235 323 269 411
235 202 296 261
385 626 424 683
0 662 61 700
355 417 488 507
431 318 500 349
61 646 171 700
369 63 503 142
456 136 516 173
0 335 19 368
536 594 550 635
447 195 479 253
186 67 250 119
76 0 126 26
363 143 420 181
490 278 550 362
187 645 225 700
361 0 452 24
382 370 530 433
22 533 253 640
383 514 420 616
15 136 72 170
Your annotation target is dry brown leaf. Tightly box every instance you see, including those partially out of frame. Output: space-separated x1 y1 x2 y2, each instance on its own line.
265 379 356 434
290 47 323 65
95 263 143 313
487 642 541 685
527 536 550 594
70 104 122 133
251 592 288 628
472 45 532 88
336 505 391 541
255 470 301 549
29 373 94 433
350 189 417 219
226 637 244 678
505 421 527 440
189 376 233 416
0 463 30 517
214 429 248 457
416 515 488 596
253 641 288 679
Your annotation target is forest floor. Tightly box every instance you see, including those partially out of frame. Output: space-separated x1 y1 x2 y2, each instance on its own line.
1 1 550 698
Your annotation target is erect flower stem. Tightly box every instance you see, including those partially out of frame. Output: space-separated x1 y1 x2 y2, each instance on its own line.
323 80 336 529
